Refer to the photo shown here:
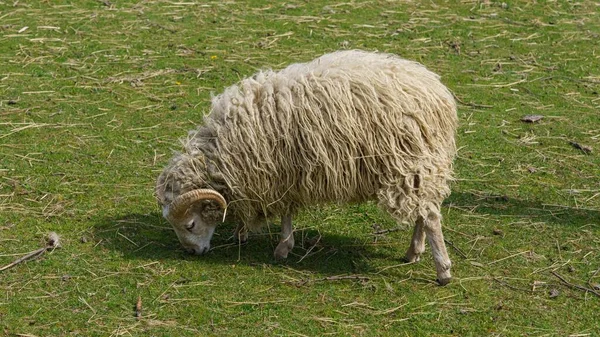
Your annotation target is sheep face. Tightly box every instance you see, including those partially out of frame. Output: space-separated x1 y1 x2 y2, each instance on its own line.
162 199 224 255
157 155 228 254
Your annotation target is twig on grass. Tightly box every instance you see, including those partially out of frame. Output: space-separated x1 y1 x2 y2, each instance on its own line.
569 141 593 154
373 226 402 235
135 296 142 319
297 233 322 263
0 232 60 272
551 271 600 298
488 250 530 265
452 93 494 109
286 274 370 287
444 239 468 259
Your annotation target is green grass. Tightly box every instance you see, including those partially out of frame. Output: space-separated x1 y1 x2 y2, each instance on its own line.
1 1 599 336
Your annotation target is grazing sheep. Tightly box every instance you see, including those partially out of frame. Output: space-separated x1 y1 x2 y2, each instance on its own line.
156 50 458 285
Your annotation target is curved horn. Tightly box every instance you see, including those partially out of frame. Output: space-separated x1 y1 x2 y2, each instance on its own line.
168 189 227 220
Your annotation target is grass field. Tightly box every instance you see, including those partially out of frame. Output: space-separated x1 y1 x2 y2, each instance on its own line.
1 1 599 336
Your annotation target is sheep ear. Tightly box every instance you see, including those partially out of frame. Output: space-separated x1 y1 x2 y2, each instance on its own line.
167 189 227 221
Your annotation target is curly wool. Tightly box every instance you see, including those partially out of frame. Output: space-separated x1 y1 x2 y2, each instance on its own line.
163 50 457 229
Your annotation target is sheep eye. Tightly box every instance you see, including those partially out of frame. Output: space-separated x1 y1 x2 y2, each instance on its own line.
186 221 196 231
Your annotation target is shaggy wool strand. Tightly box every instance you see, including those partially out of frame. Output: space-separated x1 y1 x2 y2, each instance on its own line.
160 50 458 229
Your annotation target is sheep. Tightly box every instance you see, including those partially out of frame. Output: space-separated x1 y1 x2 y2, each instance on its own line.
156 50 458 285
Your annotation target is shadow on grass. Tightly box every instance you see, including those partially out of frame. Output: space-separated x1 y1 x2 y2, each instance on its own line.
93 191 598 275
92 211 390 276
445 191 600 228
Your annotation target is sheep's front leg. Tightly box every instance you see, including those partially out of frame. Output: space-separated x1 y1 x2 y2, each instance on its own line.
421 208 452 286
274 213 294 260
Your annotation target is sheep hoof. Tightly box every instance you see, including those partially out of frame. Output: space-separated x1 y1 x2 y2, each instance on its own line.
234 235 248 244
402 254 421 263
232 236 248 245
274 243 291 260
234 231 248 244
437 277 452 286
273 251 288 260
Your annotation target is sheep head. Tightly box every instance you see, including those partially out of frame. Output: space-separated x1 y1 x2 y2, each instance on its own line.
161 189 227 254
156 153 228 254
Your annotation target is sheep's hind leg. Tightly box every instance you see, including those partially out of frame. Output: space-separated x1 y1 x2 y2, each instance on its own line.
403 217 426 263
422 206 452 286
274 213 294 260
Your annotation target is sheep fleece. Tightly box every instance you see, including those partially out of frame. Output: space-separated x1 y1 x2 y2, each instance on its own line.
176 50 457 228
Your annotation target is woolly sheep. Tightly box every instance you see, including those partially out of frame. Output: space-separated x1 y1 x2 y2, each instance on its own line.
156 50 458 285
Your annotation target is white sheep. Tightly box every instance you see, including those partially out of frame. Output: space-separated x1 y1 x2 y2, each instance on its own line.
156 50 458 285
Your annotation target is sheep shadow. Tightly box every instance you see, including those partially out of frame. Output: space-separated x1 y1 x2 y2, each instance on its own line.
92 211 394 276
92 192 598 277
445 191 600 228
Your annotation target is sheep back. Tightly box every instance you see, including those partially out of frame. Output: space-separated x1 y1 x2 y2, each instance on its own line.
188 50 458 228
